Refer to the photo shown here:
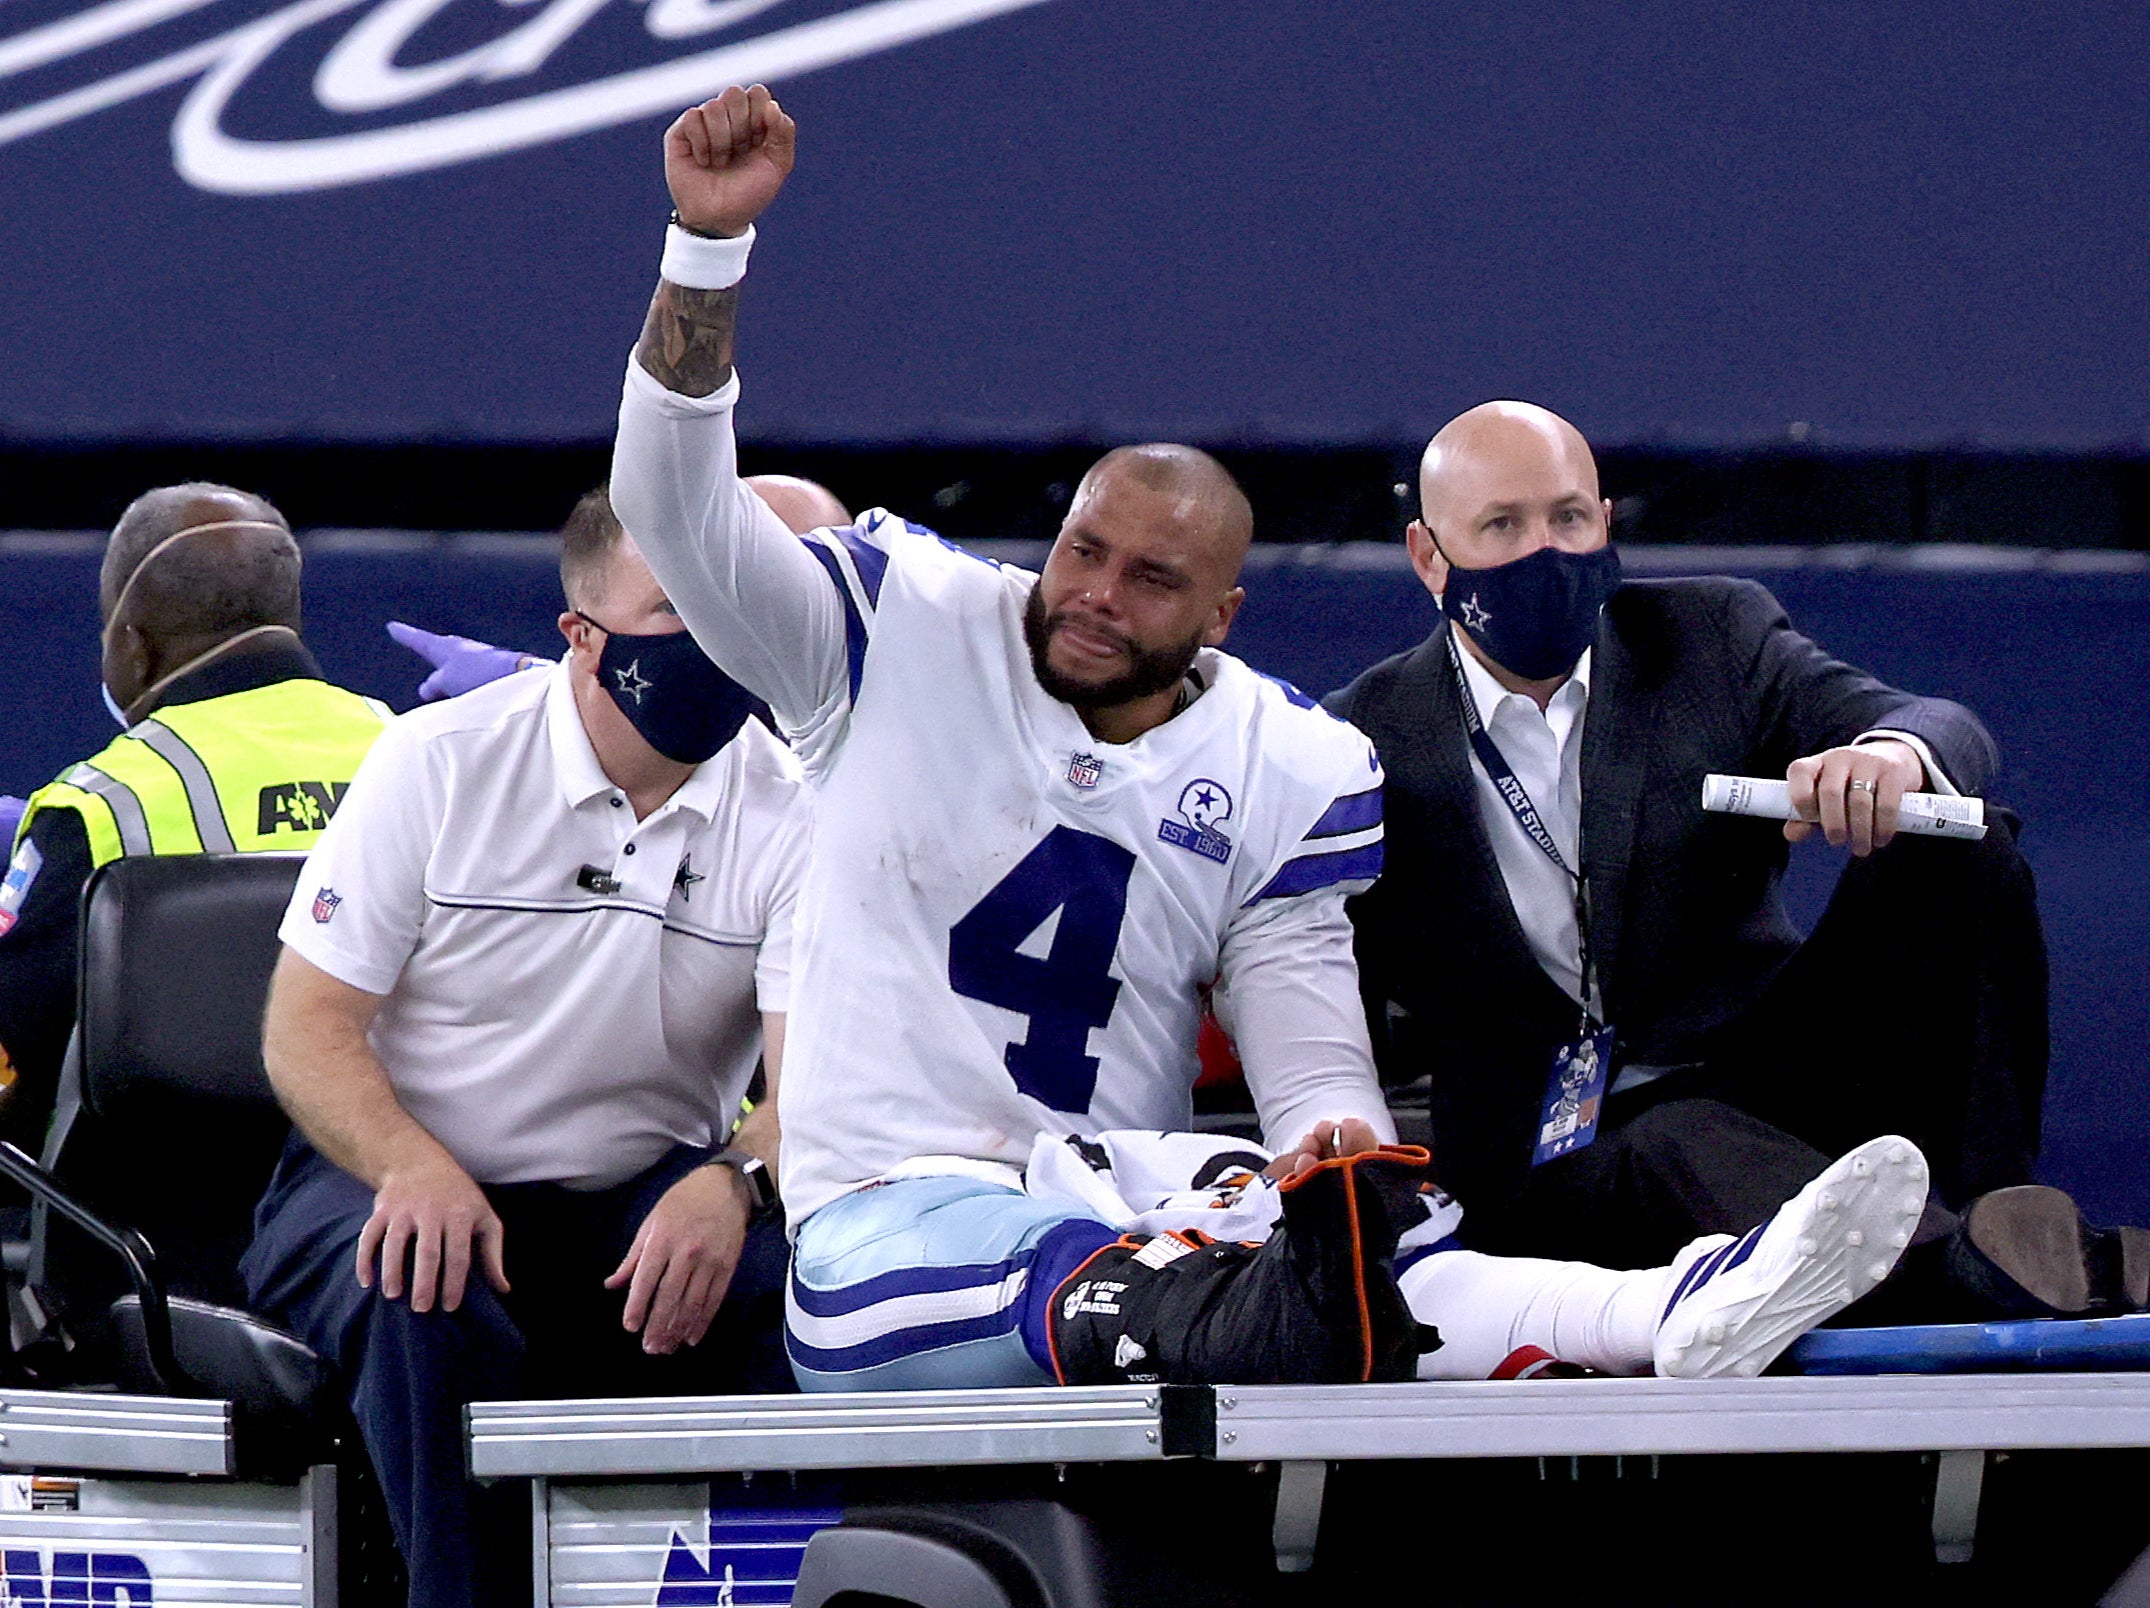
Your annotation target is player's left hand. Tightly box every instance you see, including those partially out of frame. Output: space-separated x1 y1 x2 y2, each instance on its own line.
666 84 796 239
1265 1117 1385 1181
606 1162 752 1354
1784 739 1926 857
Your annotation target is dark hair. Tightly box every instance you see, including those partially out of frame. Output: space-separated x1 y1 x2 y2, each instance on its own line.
559 484 626 608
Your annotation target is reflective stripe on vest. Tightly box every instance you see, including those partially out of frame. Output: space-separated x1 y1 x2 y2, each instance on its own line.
21 678 387 869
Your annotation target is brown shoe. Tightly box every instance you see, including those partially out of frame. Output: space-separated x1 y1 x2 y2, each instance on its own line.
1949 1186 2095 1317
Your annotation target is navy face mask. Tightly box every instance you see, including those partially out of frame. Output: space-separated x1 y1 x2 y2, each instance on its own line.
1436 540 1623 681
578 615 757 765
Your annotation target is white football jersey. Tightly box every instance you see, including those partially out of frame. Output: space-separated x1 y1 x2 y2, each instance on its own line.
614 361 1396 1221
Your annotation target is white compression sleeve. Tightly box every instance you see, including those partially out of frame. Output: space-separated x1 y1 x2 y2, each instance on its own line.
1218 888 1396 1151
611 359 853 736
1399 1250 1674 1379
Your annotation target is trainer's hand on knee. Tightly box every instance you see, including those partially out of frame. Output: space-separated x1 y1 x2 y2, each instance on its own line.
1784 740 1925 857
1265 1117 1384 1180
356 1151 508 1315
606 1163 751 1355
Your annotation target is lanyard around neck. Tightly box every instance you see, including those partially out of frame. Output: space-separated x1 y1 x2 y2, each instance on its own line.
1446 629 1601 1028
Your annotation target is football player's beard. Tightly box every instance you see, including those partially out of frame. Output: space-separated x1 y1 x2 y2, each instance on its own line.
1023 581 1203 711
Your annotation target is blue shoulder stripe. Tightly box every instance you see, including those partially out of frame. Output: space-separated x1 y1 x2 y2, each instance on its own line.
800 540 868 701
1306 784 1383 840
1256 671 1320 710
827 523 890 607
1251 840 1385 902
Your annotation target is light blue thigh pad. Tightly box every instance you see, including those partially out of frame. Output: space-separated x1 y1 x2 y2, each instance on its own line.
786 1175 1101 1393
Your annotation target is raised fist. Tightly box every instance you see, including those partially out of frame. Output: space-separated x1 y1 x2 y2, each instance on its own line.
665 85 796 239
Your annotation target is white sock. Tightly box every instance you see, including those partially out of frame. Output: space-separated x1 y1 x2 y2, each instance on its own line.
1398 1249 1675 1378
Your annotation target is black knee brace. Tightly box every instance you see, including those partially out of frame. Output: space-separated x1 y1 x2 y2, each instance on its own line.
1046 1146 1443 1386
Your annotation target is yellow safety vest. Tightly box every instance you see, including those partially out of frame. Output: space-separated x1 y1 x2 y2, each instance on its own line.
18 679 389 867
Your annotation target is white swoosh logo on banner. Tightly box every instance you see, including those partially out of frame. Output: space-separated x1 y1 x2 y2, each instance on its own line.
0 0 1055 193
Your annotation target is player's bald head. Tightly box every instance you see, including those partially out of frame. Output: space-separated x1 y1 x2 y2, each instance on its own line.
1077 443 1253 583
1418 402 1601 534
101 482 300 638
745 474 850 535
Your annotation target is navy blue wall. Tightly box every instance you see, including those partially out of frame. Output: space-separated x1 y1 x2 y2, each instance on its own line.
3 1 2146 448
5 538 2145 1221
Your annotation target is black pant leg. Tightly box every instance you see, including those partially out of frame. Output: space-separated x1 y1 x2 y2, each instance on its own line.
1462 1096 1840 1268
1714 812 2048 1208
511 1144 796 1398
239 1140 528 1608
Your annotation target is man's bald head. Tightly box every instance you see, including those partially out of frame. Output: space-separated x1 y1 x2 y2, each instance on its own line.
1418 401 1601 533
101 482 300 638
1076 443 1254 579
745 474 851 535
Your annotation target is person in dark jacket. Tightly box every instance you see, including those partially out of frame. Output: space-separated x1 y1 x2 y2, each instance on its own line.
1330 401 2133 1320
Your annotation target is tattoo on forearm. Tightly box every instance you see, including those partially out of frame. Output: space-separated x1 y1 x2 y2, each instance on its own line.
636 280 739 397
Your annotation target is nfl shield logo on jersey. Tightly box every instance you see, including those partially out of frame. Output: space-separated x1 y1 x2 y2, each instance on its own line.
311 886 342 924
1066 752 1105 790
1158 779 1234 865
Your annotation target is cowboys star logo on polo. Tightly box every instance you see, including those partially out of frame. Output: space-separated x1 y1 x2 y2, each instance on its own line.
612 659 652 704
1457 594 1492 631
673 856 704 901
1158 777 1234 865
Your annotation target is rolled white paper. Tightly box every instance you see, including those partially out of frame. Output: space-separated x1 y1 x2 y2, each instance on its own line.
1701 774 1987 840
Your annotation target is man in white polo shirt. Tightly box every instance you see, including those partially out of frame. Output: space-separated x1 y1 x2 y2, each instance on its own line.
241 486 809 1608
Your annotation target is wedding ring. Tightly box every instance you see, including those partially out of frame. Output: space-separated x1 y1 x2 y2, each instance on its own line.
1848 778 1876 793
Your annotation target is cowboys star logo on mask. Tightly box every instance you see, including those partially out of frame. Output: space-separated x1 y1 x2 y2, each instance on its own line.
1158 778 1234 865
612 660 652 705
1456 594 1492 632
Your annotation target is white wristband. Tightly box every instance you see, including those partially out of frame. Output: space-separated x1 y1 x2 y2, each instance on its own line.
660 222 755 290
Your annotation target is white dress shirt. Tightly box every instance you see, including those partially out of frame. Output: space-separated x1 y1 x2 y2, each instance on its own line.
1452 642 1598 1017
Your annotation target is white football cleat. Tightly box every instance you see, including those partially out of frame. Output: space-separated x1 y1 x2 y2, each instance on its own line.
1653 1135 1929 1379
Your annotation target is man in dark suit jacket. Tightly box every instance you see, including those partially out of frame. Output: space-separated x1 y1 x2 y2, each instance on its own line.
1330 402 2121 1318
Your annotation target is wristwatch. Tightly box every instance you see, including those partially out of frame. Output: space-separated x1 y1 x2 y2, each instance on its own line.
707 1150 778 1215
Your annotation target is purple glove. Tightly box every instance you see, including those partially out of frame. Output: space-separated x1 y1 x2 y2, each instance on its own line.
386 622 535 702
0 795 25 848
